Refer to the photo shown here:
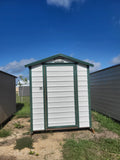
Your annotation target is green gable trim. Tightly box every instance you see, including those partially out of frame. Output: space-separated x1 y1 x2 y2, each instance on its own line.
43 65 48 130
87 66 92 128
73 64 79 127
29 68 33 133
25 54 94 67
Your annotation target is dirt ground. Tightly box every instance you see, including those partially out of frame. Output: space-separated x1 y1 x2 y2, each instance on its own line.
0 117 119 160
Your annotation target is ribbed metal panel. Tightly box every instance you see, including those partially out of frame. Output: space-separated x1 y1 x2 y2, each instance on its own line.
0 71 16 124
19 86 30 96
90 64 120 121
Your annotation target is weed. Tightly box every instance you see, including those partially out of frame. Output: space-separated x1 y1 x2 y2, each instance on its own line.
14 122 24 129
35 153 39 156
71 133 75 139
59 142 62 146
23 131 30 135
0 129 11 138
14 137 33 150
29 150 39 156
29 150 35 155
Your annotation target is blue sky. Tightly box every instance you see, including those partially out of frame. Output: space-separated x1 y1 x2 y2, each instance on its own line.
0 0 120 77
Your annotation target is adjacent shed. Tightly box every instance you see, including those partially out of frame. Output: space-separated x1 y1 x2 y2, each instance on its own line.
90 64 120 121
25 54 93 132
0 71 16 124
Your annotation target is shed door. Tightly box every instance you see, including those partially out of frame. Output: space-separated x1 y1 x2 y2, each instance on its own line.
46 65 77 128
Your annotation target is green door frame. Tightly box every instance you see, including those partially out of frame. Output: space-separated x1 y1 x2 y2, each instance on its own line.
43 63 79 130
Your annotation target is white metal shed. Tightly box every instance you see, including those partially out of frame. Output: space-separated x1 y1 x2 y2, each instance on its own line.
25 54 93 132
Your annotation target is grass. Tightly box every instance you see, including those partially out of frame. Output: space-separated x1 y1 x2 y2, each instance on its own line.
62 138 120 160
14 122 24 129
62 111 120 160
15 96 30 118
92 111 120 135
0 129 11 138
29 150 39 156
29 150 35 155
14 137 33 150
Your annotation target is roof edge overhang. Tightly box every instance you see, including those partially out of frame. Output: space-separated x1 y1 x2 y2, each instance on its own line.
25 54 94 68
0 70 17 78
90 63 120 75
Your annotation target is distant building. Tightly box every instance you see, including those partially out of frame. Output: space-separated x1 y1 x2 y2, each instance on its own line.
16 80 30 96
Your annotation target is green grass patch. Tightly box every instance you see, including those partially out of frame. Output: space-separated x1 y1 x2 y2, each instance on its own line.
15 96 30 118
14 122 24 129
14 137 33 150
63 138 120 160
92 111 120 135
29 150 35 155
28 150 39 156
0 129 11 138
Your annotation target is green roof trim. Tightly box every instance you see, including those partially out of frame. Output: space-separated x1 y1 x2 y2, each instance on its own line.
25 54 94 67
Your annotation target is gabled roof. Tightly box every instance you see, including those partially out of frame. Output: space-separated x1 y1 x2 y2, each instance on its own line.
90 63 120 75
0 70 17 78
25 54 94 67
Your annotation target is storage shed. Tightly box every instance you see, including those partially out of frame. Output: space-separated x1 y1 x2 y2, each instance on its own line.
0 71 16 124
90 64 120 121
25 54 93 132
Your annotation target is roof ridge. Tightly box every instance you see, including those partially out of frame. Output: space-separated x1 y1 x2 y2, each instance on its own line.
25 54 94 67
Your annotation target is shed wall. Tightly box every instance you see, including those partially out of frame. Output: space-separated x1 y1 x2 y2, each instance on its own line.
90 65 120 121
31 63 90 131
31 65 44 131
77 65 90 128
0 72 16 124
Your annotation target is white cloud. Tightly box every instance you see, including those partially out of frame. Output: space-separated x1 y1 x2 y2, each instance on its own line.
47 0 86 8
0 58 36 75
84 59 101 72
111 55 120 65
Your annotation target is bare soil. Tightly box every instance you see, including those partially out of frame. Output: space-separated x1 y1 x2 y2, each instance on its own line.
0 117 119 160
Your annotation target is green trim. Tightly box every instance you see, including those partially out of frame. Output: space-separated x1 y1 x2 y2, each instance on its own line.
46 63 74 66
87 66 92 128
29 68 33 133
47 125 78 129
25 54 94 67
45 65 48 129
73 64 79 127
43 65 48 130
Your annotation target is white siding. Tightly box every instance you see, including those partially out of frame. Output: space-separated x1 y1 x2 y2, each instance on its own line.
77 65 90 128
46 66 76 127
30 63 90 131
31 65 44 131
